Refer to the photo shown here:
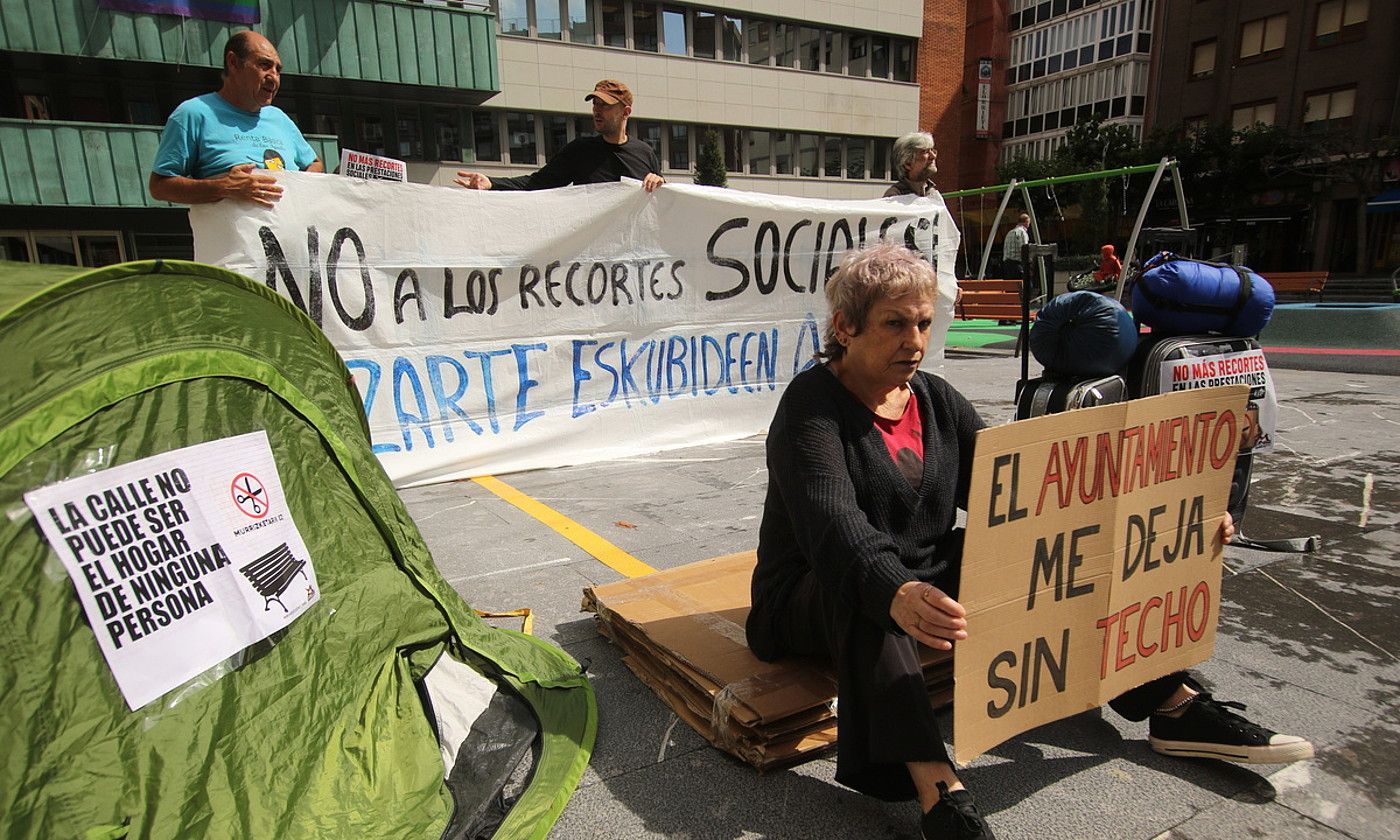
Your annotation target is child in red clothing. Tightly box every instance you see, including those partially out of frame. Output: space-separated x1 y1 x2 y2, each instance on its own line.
1093 243 1123 282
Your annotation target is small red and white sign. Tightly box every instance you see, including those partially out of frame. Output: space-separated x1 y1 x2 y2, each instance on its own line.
231 472 270 519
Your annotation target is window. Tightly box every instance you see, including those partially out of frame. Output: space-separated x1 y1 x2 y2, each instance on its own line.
1315 0 1368 45
568 0 596 43
1 233 32 262
798 27 821 71
823 136 842 177
871 138 892 182
498 0 529 35
2 231 122 266
544 114 570 158
747 19 771 64
845 137 866 179
773 132 793 175
34 235 77 265
694 9 716 58
661 7 687 55
870 36 890 79
312 104 341 138
668 124 690 170
397 110 423 159
633 2 658 51
435 110 463 161
506 112 538 164
634 120 662 159
537 0 562 39
797 133 819 176
824 31 843 73
1231 101 1276 130
1239 13 1287 59
748 130 771 175
472 111 500 161
774 22 795 68
356 113 386 155
722 16 742 61
601 1 626 47
721 127 743 172
1303 87 1356 126
848 33 869 76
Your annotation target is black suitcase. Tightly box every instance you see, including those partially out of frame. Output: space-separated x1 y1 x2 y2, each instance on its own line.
1127 334 1263 399
1128 334 1317 552
1015 374 1126 420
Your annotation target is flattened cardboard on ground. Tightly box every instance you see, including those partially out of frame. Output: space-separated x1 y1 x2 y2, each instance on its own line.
953 386 1248 764
584 551 952 770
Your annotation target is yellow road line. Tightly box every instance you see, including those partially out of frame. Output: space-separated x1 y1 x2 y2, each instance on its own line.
472 475 658 579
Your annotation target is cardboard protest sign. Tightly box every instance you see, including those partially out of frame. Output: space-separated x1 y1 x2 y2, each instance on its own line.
953 386 1248 763
191 173 959 487
24 431 317 710
1158 346 1276 453
339 149 407 182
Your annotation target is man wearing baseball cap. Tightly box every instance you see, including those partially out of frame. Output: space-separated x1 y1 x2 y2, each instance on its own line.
455 79 664 192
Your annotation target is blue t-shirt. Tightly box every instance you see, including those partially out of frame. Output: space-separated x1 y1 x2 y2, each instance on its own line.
152 93 317 180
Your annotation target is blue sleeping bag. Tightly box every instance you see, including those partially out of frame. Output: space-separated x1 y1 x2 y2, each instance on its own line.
1132 253 1275 336
1030 290 1140 377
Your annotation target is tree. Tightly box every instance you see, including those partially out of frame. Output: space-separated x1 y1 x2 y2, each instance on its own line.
694 129 727 187
1275 127 1400 271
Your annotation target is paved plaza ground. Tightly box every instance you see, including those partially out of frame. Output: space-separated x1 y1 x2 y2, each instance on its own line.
405 352 1398 840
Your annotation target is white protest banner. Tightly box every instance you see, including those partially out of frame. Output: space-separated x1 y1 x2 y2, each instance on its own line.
192 173 960 487
953 386 1247 763
24 431 318 710
339 148 408 182
1158 346 1277 453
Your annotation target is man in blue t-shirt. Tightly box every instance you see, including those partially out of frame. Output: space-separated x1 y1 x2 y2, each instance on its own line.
149 30 323 208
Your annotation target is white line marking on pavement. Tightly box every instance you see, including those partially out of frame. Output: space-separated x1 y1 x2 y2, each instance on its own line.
1360 473 1373 529
1258 569 1397 662
458 557 576 581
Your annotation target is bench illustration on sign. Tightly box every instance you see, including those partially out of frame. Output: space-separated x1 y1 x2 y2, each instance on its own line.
239 543 308 612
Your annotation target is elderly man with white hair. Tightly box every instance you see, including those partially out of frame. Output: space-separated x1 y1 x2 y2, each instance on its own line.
884 131 939 198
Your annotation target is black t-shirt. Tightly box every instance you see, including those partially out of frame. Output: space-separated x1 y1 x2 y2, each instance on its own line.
491 135 661 190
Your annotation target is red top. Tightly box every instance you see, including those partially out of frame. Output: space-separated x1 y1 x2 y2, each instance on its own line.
873 394 924 489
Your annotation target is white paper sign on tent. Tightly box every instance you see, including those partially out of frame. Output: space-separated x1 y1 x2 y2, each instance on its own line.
24 431 318 710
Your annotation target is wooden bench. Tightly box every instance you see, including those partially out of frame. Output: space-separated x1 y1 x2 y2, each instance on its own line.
1262 271 1328 300
956 279 1032 322
239 542 307 613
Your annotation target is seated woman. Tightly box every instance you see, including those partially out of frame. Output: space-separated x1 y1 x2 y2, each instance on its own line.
745 241 1312 840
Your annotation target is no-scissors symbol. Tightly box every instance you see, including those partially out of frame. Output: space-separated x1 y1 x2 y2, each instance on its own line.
231 473 270 519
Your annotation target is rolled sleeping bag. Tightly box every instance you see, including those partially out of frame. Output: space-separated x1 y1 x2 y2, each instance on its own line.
1132 253 1275 336
1030 290 1140 378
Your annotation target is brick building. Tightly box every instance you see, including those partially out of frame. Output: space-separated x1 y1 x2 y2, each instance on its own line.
1146 0 1400 272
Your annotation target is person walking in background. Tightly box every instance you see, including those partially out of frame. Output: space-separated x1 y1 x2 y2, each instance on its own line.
454 80 663 193
148 30 322 208
884 132 938 198
1001 214 1031 280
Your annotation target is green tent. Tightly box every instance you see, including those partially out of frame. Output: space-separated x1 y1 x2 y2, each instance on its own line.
0 260 595 839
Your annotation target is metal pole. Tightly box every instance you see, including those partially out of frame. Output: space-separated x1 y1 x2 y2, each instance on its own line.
1021 184 1043 300
1171 161 1191 231
1116 157 1173 301
944 162 1168 199
977 178 1020 281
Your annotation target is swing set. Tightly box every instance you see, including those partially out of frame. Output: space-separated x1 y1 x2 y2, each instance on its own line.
943 157 1191 302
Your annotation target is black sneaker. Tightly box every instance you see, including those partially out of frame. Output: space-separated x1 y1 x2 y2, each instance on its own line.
1149 693 1314 764
921 781 996 840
